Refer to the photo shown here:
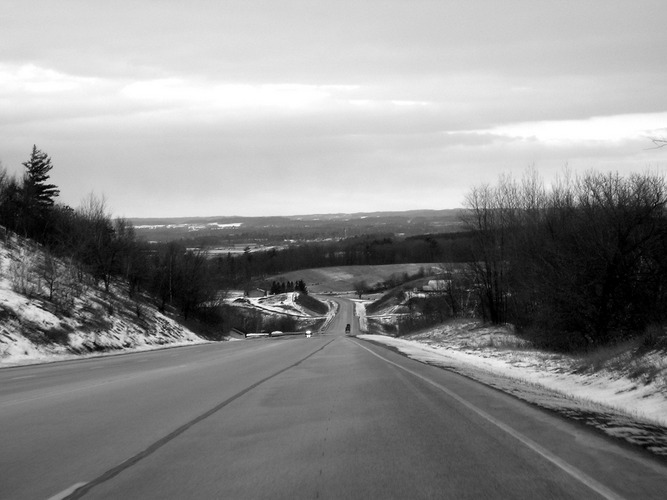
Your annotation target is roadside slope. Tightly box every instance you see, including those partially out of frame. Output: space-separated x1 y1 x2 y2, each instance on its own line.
0 234 206 367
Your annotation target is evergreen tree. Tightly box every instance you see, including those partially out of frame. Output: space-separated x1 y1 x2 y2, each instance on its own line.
294 279 308 294
20 145 60 239
23 145 60 209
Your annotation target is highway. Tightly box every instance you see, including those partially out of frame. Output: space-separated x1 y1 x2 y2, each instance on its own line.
1 298 666 499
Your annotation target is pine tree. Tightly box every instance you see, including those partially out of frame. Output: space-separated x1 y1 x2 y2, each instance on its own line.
23 145 60 209
20 145 60 239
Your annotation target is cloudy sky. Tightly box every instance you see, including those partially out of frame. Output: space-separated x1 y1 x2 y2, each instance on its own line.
2 0 667 217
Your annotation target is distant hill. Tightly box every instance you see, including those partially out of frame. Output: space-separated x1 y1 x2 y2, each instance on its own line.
130 209 465 243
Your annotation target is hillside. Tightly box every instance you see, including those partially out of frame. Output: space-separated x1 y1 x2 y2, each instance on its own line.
0 233 206 367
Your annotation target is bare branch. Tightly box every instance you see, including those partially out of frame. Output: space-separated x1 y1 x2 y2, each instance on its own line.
647 137 667 149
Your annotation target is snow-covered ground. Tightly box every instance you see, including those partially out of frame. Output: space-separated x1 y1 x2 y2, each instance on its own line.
353 299 368 331
359 319 667 457
234 292 324 318
0 236 207 367
227 292 336 332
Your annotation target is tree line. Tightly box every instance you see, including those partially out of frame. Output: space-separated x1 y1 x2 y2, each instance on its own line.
222 231 475 283
269 280 308 295
464 169 667 349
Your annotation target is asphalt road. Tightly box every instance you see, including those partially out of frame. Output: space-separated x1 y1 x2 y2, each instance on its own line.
1 298 666 499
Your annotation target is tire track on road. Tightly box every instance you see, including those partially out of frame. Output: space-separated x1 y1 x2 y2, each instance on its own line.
61 337 338 500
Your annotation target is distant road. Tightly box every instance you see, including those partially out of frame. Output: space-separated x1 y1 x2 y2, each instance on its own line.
1 298 666 499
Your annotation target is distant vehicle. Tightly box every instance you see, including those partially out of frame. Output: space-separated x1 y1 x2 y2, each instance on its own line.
270 331 282 337
345 324 351 334
305 330 312 338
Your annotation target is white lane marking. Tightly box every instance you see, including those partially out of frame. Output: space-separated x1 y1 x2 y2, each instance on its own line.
9 375 36 380
48 482 87 500
353 340 625 500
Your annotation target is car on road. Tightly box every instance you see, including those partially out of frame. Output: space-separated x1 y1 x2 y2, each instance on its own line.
345 324 351 334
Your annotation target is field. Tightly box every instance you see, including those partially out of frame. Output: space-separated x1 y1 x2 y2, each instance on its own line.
265 263 444 294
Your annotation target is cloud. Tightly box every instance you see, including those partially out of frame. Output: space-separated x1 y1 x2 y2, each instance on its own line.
466 112 667 145
0 64 96 93
120 79 360 112
1 2 667 216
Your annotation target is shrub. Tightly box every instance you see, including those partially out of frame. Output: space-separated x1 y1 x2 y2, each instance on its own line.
44 326 71 345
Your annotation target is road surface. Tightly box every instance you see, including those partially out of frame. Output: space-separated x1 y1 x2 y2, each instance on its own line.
1 297 666 499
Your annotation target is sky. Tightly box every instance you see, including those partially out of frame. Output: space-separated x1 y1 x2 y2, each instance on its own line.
1 0 667 218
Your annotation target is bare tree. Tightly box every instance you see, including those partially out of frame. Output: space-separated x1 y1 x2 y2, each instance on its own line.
650 137 666 149
466 169 667 347
39 249 61 301
463 181 513 324
353 280 369 299
76 194 118 292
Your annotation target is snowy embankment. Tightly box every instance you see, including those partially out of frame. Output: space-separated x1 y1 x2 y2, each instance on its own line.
240 293 319 317
228 292 336 331
317 299 339 331
0 236 207 367
353 299 368 331
359 319 667 457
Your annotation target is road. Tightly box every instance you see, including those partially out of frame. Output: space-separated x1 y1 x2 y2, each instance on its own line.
1 298 666 499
